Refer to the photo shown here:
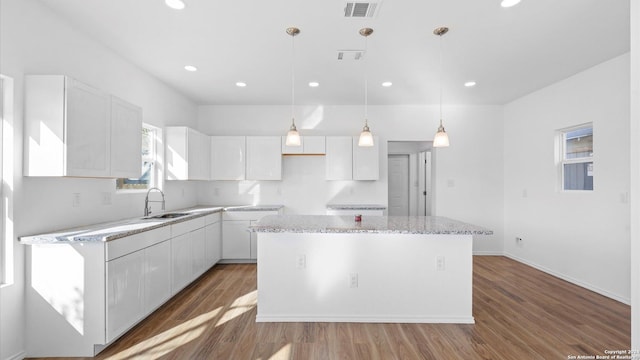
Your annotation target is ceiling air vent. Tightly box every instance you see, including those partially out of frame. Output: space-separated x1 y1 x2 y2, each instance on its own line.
337 50 365 60
344 2 380 18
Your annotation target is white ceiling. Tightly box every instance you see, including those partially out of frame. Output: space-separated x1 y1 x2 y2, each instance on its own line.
39 0 630 106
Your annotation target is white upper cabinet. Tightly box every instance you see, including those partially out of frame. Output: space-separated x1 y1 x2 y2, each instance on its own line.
210 136 246 180
25 75 111 177
325 136 379 180
352 136 379 180
24 75 142 178
246 136 282 180
165 126 210 180
325 136 353 180
281 136 326 155
110 96 142 178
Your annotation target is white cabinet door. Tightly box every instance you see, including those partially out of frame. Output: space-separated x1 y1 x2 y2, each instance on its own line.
281 136 326 154
65 78 111 177
205 221 222 267
166 126 209 180
187 129 210 180
106 250 145 342
210 136 246 180
144 240 171 313
246 136 282 180
325 136 353 180
352 136 379 180
191 228 207 277
222 220 251 259
171 232 192 293
303 136 326 154
110 96 142 178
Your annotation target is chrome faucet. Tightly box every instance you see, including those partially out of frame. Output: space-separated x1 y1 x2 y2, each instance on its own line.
144 187 165 216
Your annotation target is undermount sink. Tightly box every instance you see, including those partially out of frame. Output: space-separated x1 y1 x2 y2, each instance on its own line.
144 212 190 220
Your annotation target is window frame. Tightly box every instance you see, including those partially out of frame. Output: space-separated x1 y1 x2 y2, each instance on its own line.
115 123 161 193
557 123 594 192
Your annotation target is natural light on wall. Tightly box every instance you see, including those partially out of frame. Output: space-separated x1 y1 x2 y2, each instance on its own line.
1 74 15 285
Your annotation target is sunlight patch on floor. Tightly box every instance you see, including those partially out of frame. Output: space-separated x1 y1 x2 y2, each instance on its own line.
216 290 258 327
104 307 222 360
268 343 292 360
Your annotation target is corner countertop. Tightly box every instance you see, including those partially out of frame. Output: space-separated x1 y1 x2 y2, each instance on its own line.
326 204 387 210
20 204 283 244
223 204 284 212
249 215 493 235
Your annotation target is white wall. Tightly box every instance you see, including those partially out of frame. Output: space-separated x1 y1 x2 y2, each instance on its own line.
503 53 631 303
630 0 639 352
0 1 199 358
197 104 505 254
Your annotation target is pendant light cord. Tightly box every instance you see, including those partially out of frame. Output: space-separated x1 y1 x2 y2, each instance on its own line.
291 31 296 125
439 32 443 127
364 34 368 123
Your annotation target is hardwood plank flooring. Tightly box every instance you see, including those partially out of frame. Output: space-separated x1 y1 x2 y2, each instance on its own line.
28 256 630 360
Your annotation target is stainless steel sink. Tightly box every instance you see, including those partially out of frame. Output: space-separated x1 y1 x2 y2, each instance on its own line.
143 212 190 220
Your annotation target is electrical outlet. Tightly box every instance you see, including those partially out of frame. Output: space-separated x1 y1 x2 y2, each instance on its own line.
436 256 445 271
296 254 306 269
349 273 358 288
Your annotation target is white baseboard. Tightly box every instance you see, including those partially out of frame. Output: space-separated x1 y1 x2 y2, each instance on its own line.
4 351 26 360
256 315 475 324
503 252 630 305
473 251 504 256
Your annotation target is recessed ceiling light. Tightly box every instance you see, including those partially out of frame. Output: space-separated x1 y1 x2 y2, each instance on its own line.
165 0 186 10
464 81 477 87
309 82 320 87
500 0 521 8
236 82 247 87
184 65 197 72
382 81 393 87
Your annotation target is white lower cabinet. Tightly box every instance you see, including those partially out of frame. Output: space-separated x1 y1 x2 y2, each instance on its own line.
144 240 172 312
205 217 222 267
106 249 145 342
25 212 224 357
222 210 282 261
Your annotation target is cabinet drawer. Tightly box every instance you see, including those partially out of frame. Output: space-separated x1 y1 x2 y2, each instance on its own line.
171 216 206 237
107 226 171 261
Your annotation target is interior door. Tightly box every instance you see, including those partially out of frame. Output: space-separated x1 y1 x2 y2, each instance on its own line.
388 154 410 216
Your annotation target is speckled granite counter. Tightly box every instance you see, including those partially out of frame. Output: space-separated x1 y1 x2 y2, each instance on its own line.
325 204 387 210
250 215 492 235
19 206 225 244
21 205 286 244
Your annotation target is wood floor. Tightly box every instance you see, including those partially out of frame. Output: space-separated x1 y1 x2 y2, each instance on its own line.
30 256 630 360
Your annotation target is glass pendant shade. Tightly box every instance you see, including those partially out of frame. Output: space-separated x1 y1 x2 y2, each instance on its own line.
358 121 374 147
286 120 301 146
433 122 450 147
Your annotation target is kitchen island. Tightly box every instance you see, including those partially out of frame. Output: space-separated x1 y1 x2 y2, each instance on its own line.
249 215 492 324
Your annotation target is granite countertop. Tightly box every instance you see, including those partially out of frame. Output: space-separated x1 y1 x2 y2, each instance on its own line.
326 204 387 210
223 204 284 212
21 204 285 244
249 215 493 235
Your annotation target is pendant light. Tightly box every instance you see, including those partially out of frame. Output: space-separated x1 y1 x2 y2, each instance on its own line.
433 26 450 148
358 27 374 147
285 27 301 146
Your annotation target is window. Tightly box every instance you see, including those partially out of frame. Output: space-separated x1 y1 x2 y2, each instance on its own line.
558 124 593 191
116 124 158 191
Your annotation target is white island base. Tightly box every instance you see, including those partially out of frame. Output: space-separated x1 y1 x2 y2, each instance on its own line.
256 232 474 324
